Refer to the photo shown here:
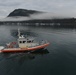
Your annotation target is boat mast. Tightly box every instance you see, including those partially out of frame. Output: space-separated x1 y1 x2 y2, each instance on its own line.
18 29 21 38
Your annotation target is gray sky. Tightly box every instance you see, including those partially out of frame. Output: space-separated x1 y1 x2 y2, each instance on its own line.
0 0 76 18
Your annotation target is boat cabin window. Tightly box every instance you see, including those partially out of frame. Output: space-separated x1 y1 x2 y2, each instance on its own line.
19 41 26 43
19 41 22 43
19 40 33 43
27 40 31 43
23 41 26 43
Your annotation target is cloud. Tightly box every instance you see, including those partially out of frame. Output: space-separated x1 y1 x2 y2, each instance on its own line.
0 16 30 21
30 12 72 20
0 12 72 22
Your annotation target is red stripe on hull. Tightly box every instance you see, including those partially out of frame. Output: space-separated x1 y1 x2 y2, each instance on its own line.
1 43 50 53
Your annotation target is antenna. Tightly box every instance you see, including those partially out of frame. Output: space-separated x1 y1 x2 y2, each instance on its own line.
18 28 20 37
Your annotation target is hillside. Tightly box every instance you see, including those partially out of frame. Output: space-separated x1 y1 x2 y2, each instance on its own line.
8 9 41 17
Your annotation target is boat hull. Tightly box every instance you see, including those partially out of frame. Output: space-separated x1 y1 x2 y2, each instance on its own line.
0 43 50 53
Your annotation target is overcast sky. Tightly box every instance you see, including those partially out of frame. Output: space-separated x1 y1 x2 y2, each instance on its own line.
0 0 76 18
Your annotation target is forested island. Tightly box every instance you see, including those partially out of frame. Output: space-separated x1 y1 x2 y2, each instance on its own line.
0 9 76 28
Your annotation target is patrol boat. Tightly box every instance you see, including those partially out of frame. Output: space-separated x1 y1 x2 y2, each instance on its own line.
0 29 50 53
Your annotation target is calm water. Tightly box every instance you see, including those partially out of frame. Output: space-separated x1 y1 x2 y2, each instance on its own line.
0 25 76 75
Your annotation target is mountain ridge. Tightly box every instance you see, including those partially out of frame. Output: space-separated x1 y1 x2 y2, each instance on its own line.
8 9 42 17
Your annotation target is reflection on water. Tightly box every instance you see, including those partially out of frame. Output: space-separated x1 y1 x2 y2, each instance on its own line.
1 49 49 60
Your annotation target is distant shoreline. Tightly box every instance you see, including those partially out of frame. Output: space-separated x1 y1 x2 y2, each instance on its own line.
0 18 76 28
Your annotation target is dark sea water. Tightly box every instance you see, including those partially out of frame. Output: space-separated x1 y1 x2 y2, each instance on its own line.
0 25 76 75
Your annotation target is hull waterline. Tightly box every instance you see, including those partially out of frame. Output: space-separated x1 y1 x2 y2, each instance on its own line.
0 43 50 53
